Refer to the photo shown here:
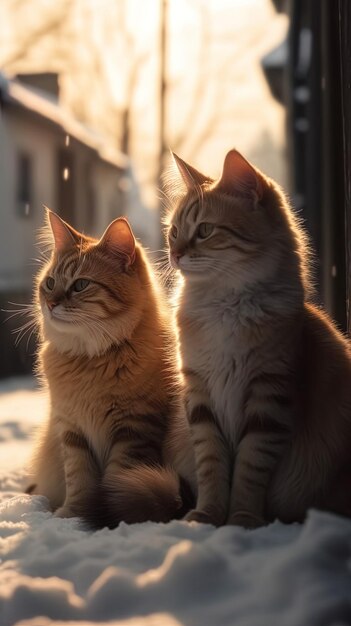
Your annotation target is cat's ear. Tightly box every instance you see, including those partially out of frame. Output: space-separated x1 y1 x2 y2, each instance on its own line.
47 209 80 252
172 152 210 190
98 217 136 266
216 149 263 201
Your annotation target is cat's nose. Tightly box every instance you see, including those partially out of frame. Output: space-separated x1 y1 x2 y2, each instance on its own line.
170 252 183 269
47 300 58 311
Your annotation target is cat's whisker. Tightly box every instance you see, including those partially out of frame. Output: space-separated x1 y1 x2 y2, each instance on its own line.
12 318 37 334
2 305 33 314
152 253 169 263
153 259 172 273
2 301 37 325
2 310 32 323
154 260 177 284
158 263 174 276
25 325 38 351
147 249 168 256
13 319 38 347
7 301 34 308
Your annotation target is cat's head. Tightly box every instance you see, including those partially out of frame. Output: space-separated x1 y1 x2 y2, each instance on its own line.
37 211 148 357
167 149 310 293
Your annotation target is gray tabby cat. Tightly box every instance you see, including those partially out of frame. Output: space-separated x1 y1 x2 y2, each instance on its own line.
167 148 351 528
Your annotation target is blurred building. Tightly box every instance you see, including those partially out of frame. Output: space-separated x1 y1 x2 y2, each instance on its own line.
0 0 289 379
0 71 134 377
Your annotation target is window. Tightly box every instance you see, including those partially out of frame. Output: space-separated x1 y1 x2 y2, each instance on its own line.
16 152 33 217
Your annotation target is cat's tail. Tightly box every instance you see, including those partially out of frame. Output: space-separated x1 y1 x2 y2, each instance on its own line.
81 464 195 530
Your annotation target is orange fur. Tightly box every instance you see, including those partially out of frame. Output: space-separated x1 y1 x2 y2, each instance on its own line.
28 211 195 527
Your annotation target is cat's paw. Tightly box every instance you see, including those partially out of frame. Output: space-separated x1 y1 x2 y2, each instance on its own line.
184 508 224 526
53 505 77 519
227 511 265 529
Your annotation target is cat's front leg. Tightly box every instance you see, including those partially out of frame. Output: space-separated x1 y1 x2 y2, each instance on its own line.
184 372 231 526
54 429 97 518
228 418 290 528
185 408 230 526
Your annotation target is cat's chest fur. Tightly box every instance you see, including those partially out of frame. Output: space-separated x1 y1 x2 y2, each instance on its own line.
179 289 269 442
44 348 127 451
51 374 113 449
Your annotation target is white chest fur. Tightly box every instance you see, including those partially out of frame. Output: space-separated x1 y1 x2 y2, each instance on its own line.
180 288 269 444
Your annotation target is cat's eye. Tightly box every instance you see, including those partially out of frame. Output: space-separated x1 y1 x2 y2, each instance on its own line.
197 222 214 239
170 225 178 239
73 279 90 292
46 277 55 290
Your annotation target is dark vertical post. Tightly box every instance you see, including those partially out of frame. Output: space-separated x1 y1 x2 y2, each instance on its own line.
287 0 346 328
320 0 346 328
338 0 351 334
157 0 168 248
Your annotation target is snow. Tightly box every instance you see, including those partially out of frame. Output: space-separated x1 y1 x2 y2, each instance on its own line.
1 378 351 626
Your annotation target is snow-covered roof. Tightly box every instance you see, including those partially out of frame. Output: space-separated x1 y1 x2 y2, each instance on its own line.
0 73 128 171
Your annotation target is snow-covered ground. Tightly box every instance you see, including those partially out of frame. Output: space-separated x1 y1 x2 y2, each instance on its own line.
1 378 351 626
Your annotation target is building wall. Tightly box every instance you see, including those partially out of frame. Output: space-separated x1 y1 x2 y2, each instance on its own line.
0 106 128 292
0 104 129 377
0 108 57 292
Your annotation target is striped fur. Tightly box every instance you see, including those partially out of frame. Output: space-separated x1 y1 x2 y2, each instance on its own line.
28 211 195 527
167 149 351 527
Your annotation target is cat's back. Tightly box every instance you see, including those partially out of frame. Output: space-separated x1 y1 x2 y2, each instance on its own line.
301 302 351 418
302 302 351 383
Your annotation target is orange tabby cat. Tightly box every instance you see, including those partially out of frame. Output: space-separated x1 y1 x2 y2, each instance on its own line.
28 210 195 527
167 148 351 527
